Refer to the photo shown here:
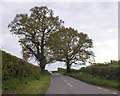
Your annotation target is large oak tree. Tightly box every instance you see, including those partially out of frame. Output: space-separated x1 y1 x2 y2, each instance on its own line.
8 6 64 74
47 27 94 73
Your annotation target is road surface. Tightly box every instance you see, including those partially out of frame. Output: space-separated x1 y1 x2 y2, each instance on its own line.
46 73 118 95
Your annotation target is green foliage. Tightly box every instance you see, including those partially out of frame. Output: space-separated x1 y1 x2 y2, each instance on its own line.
63 60 119 89
3 75 51 94
58 68 66 74
48 27 94 73
80 61 119 81
65 72 118 89
19 75 51 94
2 50 51 94
8 6 64 73
2 50 40 81
58 68 79 74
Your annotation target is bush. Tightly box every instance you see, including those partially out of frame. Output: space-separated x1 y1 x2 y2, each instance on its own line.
80 61 119 81
1 50 42 91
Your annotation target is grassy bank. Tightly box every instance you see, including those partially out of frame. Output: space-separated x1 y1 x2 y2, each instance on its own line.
1 50 51 95
3 74 51 95
64 72 118 90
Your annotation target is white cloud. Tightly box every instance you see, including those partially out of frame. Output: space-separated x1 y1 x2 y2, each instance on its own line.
45 61 66 71
94 39 118 62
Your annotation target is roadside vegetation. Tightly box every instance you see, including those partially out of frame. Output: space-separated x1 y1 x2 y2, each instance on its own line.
1 50 51 95
8 6 94 74
2 5 94 95
58 60 119 90
8 6 64 74
47 27 94 73
3 5 118 95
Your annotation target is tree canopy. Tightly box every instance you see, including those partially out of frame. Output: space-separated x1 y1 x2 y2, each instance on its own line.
8 6 94 74
8 6 64 74
47 27 94 73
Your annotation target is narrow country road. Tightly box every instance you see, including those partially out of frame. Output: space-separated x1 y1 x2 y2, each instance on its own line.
46 73 118 95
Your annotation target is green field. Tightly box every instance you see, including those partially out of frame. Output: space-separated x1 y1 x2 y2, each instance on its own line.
1 50 51 95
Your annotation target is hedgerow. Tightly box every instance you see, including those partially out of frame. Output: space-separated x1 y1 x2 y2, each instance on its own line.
1 50 42 91
80 61 119 81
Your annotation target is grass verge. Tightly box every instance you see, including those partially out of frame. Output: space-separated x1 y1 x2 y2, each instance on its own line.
64 72 118 90
3 74 51 95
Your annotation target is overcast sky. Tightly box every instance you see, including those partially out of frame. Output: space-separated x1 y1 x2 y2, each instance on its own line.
0 1 118 71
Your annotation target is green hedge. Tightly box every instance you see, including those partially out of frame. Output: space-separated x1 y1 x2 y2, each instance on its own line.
1 50 43 92
2 50 41 80
65 72 118 89
80 61 119 81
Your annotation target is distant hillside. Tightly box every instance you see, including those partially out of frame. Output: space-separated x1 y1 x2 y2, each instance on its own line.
1 50 51 94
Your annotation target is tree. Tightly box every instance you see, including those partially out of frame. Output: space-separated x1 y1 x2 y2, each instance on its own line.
22 48 30 62
8 6 64 74
47 27 94 73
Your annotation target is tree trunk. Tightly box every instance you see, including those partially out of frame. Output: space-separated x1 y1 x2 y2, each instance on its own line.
66 60 71 73
39 56 46 74
39 57 45 74
66 64 70 73
40 31 46 75
41 66 45 74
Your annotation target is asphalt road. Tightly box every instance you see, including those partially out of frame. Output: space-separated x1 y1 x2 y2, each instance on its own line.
46 73 118 95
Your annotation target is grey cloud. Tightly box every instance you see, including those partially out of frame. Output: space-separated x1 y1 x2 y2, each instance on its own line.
1 2 118 67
